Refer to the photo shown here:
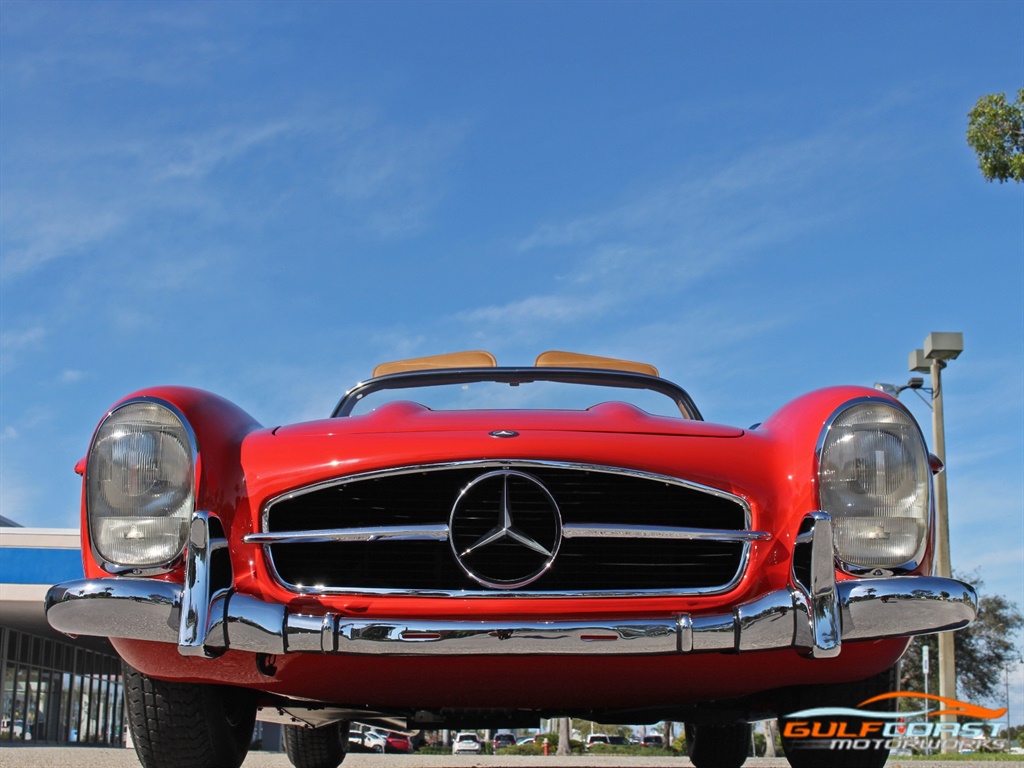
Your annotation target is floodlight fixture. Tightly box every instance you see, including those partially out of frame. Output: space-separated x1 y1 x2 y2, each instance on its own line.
909 349 931 373
924 332 964 362
874 377 927 398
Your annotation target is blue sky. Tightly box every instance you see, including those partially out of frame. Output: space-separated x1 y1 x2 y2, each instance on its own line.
2 0 1022 708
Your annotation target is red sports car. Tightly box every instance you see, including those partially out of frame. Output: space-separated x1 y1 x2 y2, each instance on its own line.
46 351 977 768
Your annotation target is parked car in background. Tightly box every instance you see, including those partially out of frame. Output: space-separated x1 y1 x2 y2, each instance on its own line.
347 725 385 753
586 733 610 748
383 731 413 754
641 733 664 748
452 732 482 755
492 732 516 750
46 350 979 768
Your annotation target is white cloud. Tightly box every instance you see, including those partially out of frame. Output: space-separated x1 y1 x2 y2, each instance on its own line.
0 325 48 375
2 2 241 91
0 203 124 279
0 325 46 351
457 293 617 328
517 131 851 259
330 119 471 237
442 129 853 364
154 121 296 181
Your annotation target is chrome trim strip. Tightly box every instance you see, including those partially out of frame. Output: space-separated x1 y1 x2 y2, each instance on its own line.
258 459 756 598
562 524 770 542
334 618 679 655
244 525 450 545
262 460 751 512
45 574 978 657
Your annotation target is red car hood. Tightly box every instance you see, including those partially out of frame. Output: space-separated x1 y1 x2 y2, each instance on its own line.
240 402 752 503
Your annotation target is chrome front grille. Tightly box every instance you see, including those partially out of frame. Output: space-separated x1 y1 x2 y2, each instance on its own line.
255 461 760 597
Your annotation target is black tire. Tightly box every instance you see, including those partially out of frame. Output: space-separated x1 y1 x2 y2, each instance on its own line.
685 722 751 768
123 660 255 768
284 721 350 768
779 664 898 768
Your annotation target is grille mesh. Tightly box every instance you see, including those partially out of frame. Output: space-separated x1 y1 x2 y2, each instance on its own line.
264 465 748 594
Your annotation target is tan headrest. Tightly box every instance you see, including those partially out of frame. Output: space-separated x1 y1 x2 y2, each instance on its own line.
372 350 498 378
534 350 659 377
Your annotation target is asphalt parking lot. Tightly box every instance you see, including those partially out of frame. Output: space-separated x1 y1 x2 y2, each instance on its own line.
1 750 1021 768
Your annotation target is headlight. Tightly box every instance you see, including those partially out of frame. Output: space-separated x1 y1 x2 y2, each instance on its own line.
818 400 930 570
87 399 195 569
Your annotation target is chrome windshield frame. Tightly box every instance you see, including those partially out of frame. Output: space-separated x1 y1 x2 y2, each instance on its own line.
331 367 703 420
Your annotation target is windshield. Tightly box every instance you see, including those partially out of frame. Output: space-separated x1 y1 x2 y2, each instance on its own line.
333 368 701 420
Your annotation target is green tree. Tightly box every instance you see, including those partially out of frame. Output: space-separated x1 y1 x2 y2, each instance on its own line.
900 572 1023 703
966 89 1024 183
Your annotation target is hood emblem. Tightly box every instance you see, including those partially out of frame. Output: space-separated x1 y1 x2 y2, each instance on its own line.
489 429 519 438
449 470 562 589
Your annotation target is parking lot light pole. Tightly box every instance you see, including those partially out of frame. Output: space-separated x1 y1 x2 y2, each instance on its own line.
910 332 963 748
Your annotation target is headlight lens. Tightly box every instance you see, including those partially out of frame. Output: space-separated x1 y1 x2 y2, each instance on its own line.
87 400 195 568
818 400 930 569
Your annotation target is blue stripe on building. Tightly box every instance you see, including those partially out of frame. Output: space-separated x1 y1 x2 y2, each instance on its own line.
0 548 83 584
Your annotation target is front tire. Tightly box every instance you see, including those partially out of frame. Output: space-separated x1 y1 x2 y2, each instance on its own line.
779 664 899 768
284 722 349 768
685 722 752 768
123 661 255 768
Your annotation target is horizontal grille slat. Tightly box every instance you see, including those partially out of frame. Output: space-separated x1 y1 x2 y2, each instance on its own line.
263 463 751 595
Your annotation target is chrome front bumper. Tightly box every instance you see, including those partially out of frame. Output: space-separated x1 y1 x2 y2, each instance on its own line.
46 511 977 659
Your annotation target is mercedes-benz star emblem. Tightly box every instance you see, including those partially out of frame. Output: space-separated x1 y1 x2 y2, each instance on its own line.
449 469 562 589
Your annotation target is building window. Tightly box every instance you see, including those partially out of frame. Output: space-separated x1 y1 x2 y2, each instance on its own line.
0 627 123 745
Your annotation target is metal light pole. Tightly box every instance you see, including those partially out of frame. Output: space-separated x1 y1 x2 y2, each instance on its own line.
1005 657 1024 740
910 332 963 748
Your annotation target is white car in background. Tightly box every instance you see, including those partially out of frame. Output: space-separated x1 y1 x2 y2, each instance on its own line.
452 732 483 754
348 724 386 752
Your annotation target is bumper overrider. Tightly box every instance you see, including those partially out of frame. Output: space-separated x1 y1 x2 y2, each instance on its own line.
46 511 977 660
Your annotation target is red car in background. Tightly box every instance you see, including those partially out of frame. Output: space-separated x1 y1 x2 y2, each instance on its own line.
383 731 413 754
46 350 977 768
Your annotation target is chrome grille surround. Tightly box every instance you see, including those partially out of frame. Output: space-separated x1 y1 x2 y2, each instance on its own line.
251 460 764 598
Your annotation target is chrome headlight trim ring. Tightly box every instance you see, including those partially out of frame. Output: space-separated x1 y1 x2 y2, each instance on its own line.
816 396 931 576
86 396 199 576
